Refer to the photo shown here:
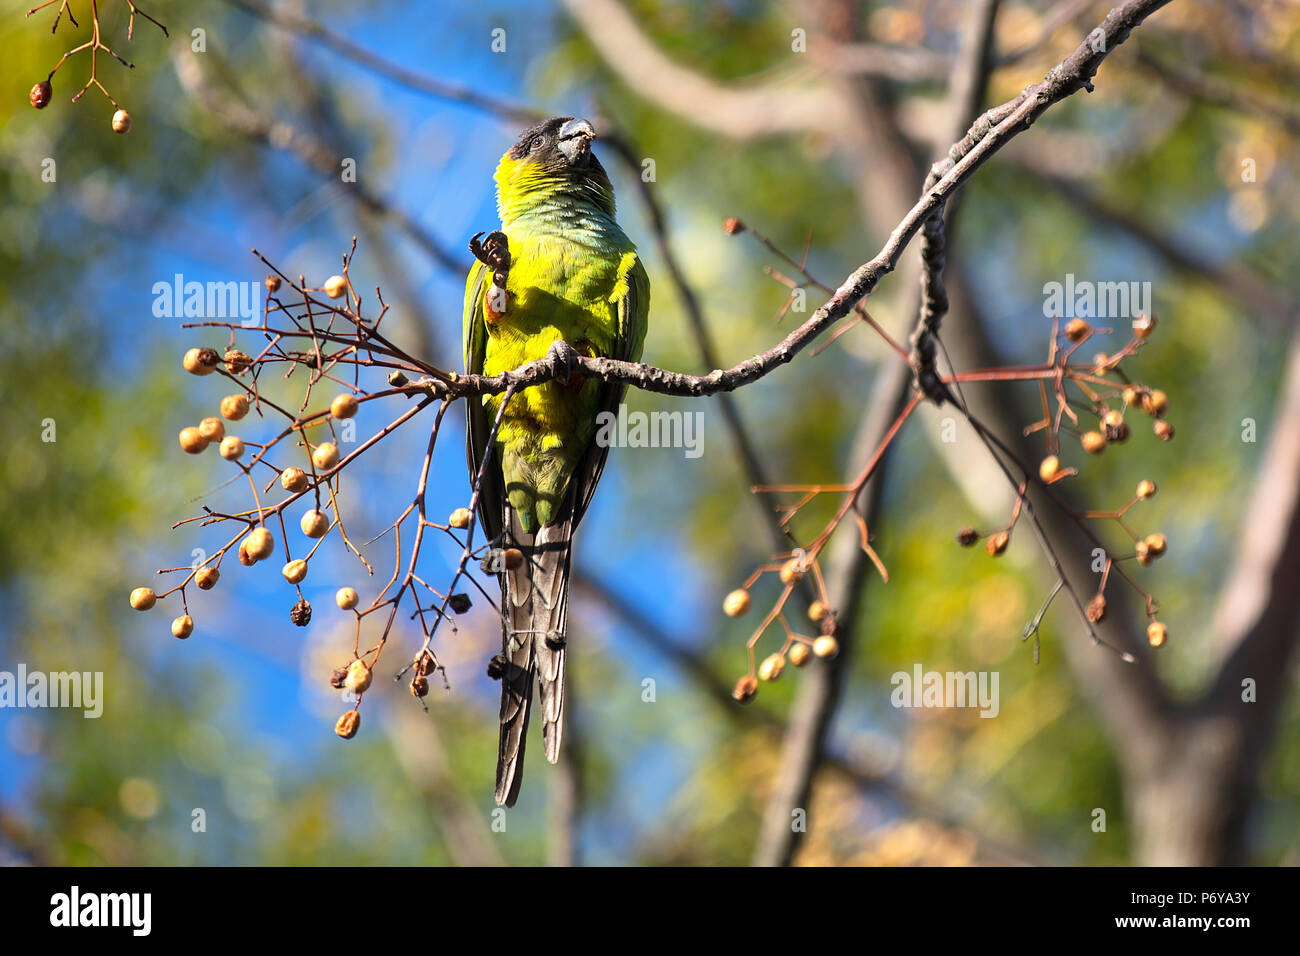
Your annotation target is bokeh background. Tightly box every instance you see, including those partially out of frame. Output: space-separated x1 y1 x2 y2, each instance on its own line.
1 0 1297 866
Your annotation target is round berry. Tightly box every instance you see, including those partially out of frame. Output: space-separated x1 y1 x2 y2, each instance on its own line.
179 426 209 454
448 508 472 529
198 417 225 442
280 467 310 493
220 394 249 421
218 436 244 460
722 589 751 617
312 442 339 470
344 659 372 693
111 109 131 134
300 510 329 538
323 275 348 299
282 559 308 584
245 527 274 562
195 567 220 590
330 394 358 419
182 347 219 376
129 587 157 611
30 80 52 109
171 615 194 639
335 587 359 610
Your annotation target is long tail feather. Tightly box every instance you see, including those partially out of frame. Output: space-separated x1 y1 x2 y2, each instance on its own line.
494 506 573 805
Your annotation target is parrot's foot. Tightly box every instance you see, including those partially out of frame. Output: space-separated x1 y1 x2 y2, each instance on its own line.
545 339 582 388
470 230 511 320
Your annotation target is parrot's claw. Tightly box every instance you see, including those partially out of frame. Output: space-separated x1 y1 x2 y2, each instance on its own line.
469 230 511 289
545 339 581 384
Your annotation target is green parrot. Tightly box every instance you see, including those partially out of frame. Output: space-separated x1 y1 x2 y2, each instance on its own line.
463 116 650 807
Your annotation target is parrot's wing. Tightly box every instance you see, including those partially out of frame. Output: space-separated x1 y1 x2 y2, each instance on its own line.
571 250 650 528
463 259 505 545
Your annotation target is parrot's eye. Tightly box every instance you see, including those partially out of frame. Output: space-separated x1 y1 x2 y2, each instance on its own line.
529 135 545 152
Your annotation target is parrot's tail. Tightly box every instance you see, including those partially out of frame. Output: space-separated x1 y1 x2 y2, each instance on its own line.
494 506 573 807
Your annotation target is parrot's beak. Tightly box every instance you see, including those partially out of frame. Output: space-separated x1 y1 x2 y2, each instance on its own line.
557 117 596 167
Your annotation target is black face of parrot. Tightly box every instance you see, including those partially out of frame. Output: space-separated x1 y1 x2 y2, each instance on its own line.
506 116 599 172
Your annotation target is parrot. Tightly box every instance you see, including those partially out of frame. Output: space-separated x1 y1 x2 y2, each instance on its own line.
463 116 650 807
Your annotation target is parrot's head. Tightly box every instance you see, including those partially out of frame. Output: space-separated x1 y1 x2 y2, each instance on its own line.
494 116 616 225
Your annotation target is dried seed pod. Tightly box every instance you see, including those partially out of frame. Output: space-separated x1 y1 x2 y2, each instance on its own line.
986 531 1010 557
179 426 208 454
344 659 372 694
812 636 839 659
448 508 472 529
448 593 472 614
329 667 348 689
957 527 979 547
758 653 785 682
238 542 255 566
245 527 274 562
218 436 244 460
290 598 312 627
1136 479 1157 499
198 417 225 442
1153 420 1175 441
323 275 348 299
1080 430 1107 455
223 349 252 374
1086 593 1107 623
330 394 359 419
312 442 339 470
182 347 219 375
300 510 329 538
335 587 359 610
1141 390 1169 417
732 674 758 703
30 80 52 109
195 567 220 590
722 589 751 617
282 559 308 584
220 394 250 421
280 467 310 493
334 710 360 739
129 587 157 611
1147 621 1168 647
410 675 430 698
788 643 812 668
1064 318 1091 342
171 615 194 639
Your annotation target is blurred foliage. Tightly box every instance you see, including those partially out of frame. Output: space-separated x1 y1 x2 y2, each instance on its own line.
1 0 1297 866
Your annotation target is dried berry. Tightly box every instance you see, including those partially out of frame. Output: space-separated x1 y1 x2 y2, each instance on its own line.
129 587 156 611
300 510 329 538
758 653 785 682
1039 455 1061 482
957 527 979 547
1144 533 1167 556
330 394 359 419
410 676 429 698
245 527 274 562
335 587 359 610
223 349 252 374
812 636 839 659
220 394 249 421
1086 593 1107 623
171 615 194 639
195 567 219 590
111 109 131 134
1081 430 1107 455
218 436 244 460
732 674 758 703
1153 420 1175 441
722 589 751 617
779 558 805 585
1064 318 1091 342
334 710 360 739
1136 479 1157 499
323 275 348 299
329 667 348 689
312 441 339 470
30 80 52 109
986 531 1010 557
280 467 310 493
290 598 312 627
344 659 372 694
722 217 746 235
265 275 282 293
182 347 219 376
448 593 472 614
808 600 827 623
282 559 308 584
788 643 811 668
179 426 208 455
448 507 472 529
1147 622 1168 647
